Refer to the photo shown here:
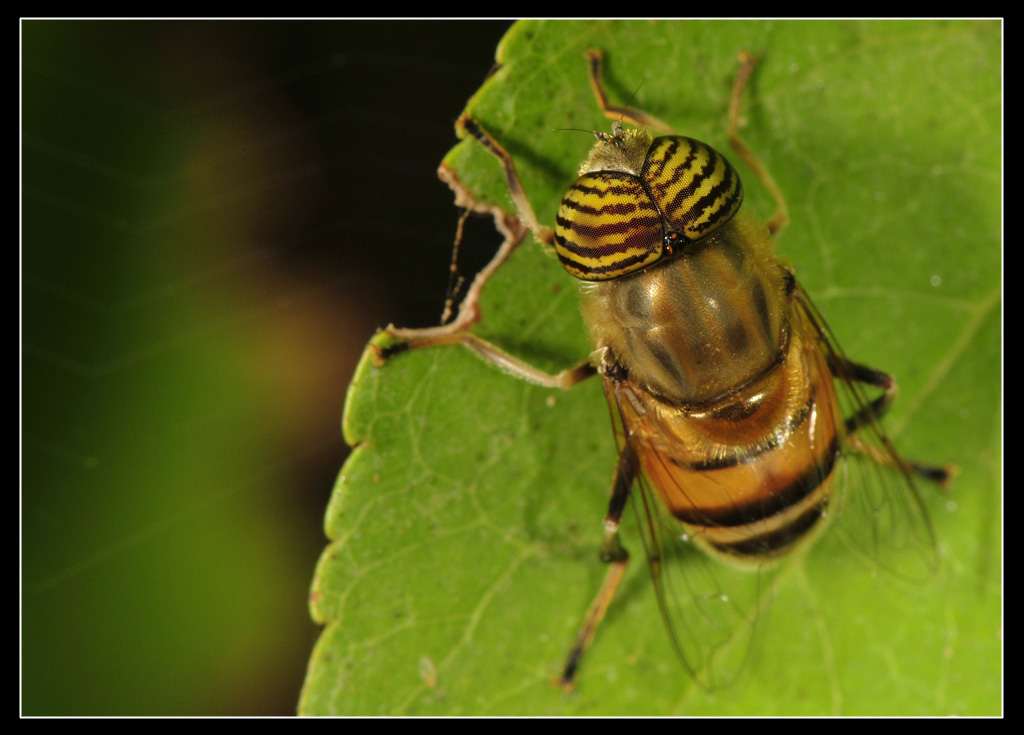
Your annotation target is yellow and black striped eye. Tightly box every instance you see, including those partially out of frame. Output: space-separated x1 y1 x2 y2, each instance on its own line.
553 135 744 282
554 171 664 281
643 136 743 241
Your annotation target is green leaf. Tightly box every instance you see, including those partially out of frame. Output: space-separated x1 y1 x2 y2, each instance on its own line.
302 20 1000 716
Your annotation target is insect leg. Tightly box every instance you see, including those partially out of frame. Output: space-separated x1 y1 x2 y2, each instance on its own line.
583 49 675 134
378 326 596 390
833 355 955 488
559 447 635 689
456 115 555 250
378 106 599 389
829 356 899 434
373 194 596 388
727 52 790 236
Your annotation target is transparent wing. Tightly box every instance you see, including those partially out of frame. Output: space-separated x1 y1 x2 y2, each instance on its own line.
604 379 777 693
598 280 943 690
791 279 940 580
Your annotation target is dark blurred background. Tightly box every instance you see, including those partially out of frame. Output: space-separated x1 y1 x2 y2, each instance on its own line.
22 20 514 715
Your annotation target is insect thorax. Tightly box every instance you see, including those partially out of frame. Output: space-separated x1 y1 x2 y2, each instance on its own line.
579 210 789 407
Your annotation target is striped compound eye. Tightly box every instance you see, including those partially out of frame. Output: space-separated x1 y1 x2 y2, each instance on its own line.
553 136 744 281
553 171 664 281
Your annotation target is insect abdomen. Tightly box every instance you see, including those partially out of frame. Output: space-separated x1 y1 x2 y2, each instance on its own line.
611 304 844 564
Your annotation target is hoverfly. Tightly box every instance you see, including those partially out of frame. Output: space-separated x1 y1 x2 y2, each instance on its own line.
375 49 953 691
